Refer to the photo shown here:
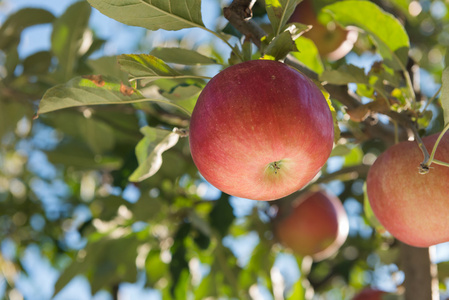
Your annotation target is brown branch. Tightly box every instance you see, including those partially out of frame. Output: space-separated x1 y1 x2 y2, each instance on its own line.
400 243 439 300
223 0 266 47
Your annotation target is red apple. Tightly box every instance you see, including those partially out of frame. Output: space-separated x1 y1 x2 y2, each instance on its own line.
274 190 349 260
353 288 387 300
189 60 334 201
289 0 357 60
366 132 449 247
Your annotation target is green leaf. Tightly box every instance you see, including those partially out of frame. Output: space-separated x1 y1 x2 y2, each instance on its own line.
128 126 180 182
38 75 191 116
209 194 234 237
0 8 55 50
51 1 92 81
87 56 129 83
320 85 340 143
286 279 305 300
363 182 386 234
54 235 139 296
343 146 363 167
118 54 181 80
86 0 204 31
44 112 116 155
291 36 324 75
324 1 409 70
150 47 218 65
160 83 203 101
37 76 141 115
266 0 302 36
46 141 123 170
263 31 298 61
22 51 52 75
0 101 33 139
320 64 369 85
441 67 449 125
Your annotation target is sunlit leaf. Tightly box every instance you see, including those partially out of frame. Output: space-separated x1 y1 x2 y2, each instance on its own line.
324 1 409 70
263 31 298 61
291 36 324 75
286 279 305 300
441 67 449 125
86 0 204 31
128 126 180 182
266 0 302 36
150 47 218 65
118 54 181 79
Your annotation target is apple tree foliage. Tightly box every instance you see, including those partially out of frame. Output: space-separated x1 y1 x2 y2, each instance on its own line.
1 0 449 299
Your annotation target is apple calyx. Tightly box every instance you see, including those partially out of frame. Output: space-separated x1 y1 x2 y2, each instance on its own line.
268 160 282 174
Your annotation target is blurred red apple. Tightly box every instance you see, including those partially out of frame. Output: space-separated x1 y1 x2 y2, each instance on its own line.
274 190 349 260
289 0 357 60
189 60 334 201
366 132 449 247
353 288 387 300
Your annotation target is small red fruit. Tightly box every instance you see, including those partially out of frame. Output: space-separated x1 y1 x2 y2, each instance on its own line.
275 190 349 260
353 288 387 300
289 0 357 60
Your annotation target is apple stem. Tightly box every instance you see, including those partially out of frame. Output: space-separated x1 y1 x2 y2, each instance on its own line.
173 127 189 138
419 123 449 173
412 126 431 174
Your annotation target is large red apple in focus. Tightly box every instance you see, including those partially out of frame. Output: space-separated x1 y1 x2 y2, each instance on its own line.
274 190 349 260
366 132 449 247
189 60 334 201
353 288 387 300
289 0 357 60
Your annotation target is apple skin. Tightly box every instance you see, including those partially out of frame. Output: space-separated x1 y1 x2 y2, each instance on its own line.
189 60 334 201
366 132 449 247
353 288 386 300
289 0 357 60
274 190 349 260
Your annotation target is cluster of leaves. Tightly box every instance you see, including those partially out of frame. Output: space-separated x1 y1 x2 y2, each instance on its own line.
1 0 449 299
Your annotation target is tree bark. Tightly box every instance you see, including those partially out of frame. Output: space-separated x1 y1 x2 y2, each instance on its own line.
400 243 439 300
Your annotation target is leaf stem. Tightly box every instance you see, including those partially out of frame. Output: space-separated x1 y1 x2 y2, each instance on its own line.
202 27 245 62
425 123 449 167
421 86 441 113
403 70 417 105
129 75 212 82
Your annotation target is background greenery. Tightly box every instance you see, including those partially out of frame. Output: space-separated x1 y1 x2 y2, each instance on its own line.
1 0 449 299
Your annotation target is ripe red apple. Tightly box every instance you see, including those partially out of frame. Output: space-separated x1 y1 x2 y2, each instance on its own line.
289 0 357 60
189 60 334 201
366 132 449 247
353 288 387 300
274 190 349 260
